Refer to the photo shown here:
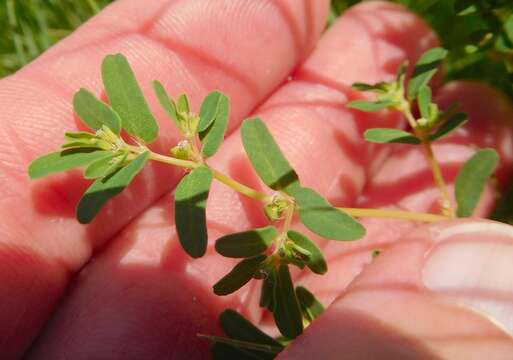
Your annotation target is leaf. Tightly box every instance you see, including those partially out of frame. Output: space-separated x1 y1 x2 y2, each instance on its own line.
212 343 263 360
176 93 191 115
259 269 276 311
455 148 499 217
73 88 121 134
102 54 159 143
199 91 224 131
505 14 513 44
364 128 421 144
219 310 283 350
199 92 230 157
273 265 303 339
84 152 117 179
408 47 448 100
64 131 97 141
175 166 213 258
215 226 277 258
84 152 128 179
296 286 324 323
213 255 266 296
241 118 300 194
153 80 179 128
429 112 468 141
292 187 365 241
205 336 281 359
287 230 327 275
351 82 387 92
417 85 432 120
346 99 395 112
77 151 149 224
28 148 110 179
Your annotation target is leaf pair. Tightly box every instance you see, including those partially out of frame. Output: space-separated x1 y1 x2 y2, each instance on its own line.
154 82 230 158
241 118 365 241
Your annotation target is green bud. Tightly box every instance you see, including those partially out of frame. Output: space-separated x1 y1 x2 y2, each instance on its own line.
170 140 193 160
264 195 290 221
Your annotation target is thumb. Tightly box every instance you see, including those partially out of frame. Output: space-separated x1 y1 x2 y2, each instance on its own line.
279 219 513 359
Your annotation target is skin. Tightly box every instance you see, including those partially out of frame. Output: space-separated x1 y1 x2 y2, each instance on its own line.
0 0 512 359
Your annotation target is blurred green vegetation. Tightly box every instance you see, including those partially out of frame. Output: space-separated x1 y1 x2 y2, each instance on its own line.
0 0 113 77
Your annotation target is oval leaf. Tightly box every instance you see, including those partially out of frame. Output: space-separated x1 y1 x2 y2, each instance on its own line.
213 255 266 296
273 265 303 339
73 88 121 134
292 187 365 241
199 90 223 131
259 269 276 312
408 47 448 100
29 148 110 179
296 286 324 323
241 118 300 194
220 309 283 349
429 112 468 141
215 226 277 258
364 128 420 144
153 80 179 128
102 54 159 143
456 148 499 217
347 99 394 112
199 92 230 157
417 85 432 120
175 166 213 258
287 230 327 274
84 152 117 179
77 151 149 224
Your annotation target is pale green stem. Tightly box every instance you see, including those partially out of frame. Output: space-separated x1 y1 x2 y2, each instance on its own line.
339 207 447 222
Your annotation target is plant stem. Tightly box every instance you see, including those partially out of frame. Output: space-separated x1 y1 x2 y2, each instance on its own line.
402 103 455 217
339 207 447 222
210 169 271 202
144 148 447 223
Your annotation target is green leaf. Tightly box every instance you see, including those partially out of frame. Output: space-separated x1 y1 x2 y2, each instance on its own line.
207 336 281 359
153 80 179 128
77 151 149 224
408 47 448 100
220 310 283 350
429 112 468 141
199 92 230 157
259 269 276 311
84 152 128 179
212 343 263 360
175 166 213 258
273 265 303 339
241 118 300 194
73 88 121 134
199 91 224 131
213 255 266 296
176 94 191 115
287 230 327 275
102 54 159 143
28 148 110 179
292 187 365 241
364 128 420 144
455 148 499 217
347 99 395 112
351 82 387 92
84 152 117 179
504 14 513 44
417 85 432 120
296 286 324 323
215 226 277 258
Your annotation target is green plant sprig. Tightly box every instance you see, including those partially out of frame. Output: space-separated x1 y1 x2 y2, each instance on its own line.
348 47 499 219
28 48 499 359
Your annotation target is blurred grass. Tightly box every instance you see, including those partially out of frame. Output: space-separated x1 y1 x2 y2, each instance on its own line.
0 0 113 77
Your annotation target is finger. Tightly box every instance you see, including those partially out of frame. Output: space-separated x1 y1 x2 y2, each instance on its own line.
0 1 330 358
27 2 437 358
279 219 513 359
295 81 513 308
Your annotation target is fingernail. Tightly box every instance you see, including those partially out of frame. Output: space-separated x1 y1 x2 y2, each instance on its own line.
423 221 513 335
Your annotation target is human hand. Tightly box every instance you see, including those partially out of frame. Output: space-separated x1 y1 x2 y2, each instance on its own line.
2 1 513 359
